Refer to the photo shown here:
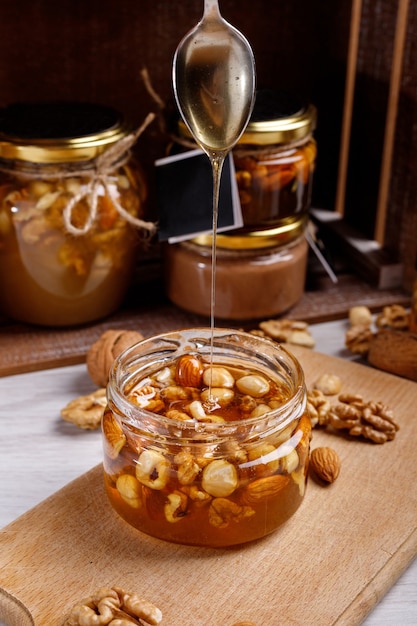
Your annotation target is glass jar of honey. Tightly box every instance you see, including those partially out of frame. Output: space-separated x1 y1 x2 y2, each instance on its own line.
172 89 317 234
0 101 152 326
102 328 311 547
233 89 317 233
164 227 308 320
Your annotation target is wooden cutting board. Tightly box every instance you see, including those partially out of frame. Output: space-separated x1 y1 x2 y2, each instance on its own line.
1 347 416 626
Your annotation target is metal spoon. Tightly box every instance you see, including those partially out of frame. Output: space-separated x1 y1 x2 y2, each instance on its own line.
172 0 256 337
172 0 256 158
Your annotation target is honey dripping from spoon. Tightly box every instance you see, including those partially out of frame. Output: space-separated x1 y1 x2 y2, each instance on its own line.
173 0 256 408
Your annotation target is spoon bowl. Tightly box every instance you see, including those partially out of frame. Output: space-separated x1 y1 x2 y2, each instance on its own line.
172 0 256 157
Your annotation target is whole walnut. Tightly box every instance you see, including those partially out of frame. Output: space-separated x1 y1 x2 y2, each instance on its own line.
87 329 144 387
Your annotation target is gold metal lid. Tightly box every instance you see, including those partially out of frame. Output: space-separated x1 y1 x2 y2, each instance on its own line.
241 103 316 146
0 102 131 163
191 217 307 250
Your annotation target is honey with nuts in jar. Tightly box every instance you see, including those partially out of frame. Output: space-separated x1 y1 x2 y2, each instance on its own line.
172 89 317 234
233 89 316 232
102 328 311 547
0 101 153 326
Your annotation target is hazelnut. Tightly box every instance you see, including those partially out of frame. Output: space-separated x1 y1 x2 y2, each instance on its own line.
349 306 373 327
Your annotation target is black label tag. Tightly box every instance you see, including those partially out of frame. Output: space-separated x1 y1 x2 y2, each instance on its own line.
155 149 243 242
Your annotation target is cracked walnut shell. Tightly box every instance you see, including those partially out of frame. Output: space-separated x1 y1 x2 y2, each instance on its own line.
87 329 144 387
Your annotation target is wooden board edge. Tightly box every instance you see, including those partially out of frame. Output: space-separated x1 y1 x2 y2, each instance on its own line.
336 528 417 625
0 586 35 626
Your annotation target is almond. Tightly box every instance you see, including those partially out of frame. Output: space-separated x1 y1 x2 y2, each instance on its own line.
243 474 290 504
175 354 204 388
309 446 341 483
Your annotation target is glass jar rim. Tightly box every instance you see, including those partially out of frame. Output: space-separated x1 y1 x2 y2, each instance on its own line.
107 328 306 442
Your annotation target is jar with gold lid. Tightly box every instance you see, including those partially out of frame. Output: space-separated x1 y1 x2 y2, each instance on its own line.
232 89 317 232
164 224 308 320
174 89 317 234
0 101 153 326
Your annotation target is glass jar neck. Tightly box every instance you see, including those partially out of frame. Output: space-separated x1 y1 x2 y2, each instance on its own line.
0 144 131 181
107 328 307 445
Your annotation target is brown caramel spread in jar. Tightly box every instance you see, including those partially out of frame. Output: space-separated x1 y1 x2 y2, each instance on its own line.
0 101 151 326
103 329 311 547
165 227 308 320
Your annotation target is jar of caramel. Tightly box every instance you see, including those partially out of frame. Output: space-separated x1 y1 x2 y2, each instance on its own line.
103 328 310 547
165 227 308 320
0 101 153 326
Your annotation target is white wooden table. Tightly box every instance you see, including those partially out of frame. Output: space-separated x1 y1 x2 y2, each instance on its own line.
0 319 416 625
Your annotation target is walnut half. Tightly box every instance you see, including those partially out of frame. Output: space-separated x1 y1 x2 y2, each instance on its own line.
376 304 410 330
254 318 315 348
345 325 374 356
63 586 162 625
61 388 106 430
307 386 399 444
328 394 399 444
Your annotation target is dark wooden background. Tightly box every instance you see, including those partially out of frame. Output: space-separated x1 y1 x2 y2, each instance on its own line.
1 0 415 287
0 0 351 216
0 0 415 373
0 0 417 239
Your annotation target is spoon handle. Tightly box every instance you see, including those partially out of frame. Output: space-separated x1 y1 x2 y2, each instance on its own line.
203 0 221 20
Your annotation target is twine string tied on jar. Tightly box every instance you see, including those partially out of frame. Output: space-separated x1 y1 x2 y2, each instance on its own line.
63 112 157 237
